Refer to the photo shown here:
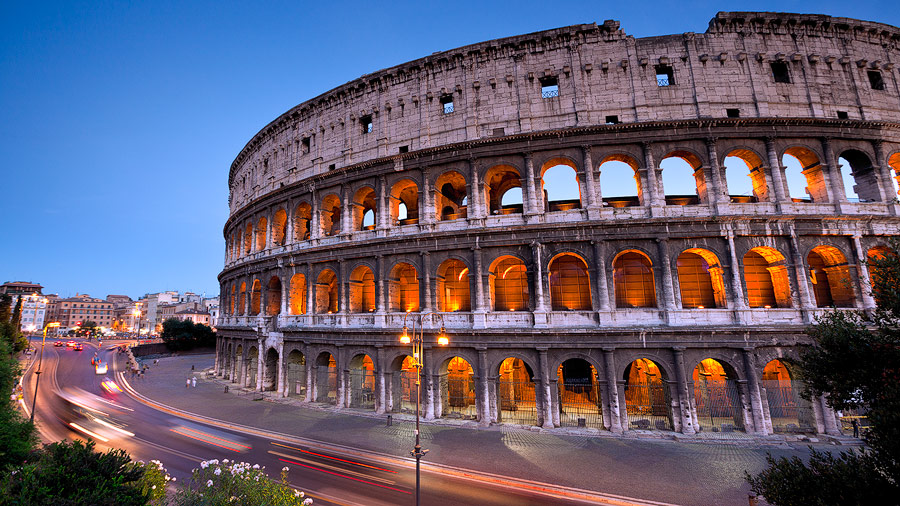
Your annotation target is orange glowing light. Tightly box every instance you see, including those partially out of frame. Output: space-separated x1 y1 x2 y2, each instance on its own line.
458 268 469 281
697 305 704 309
437 335 449 346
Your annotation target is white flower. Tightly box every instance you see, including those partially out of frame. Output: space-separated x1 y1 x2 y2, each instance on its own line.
283 466 290 472
303 498 313 505
223 459 229 463
171 477 176 482
151 485 156 490
214 468 221 476
200 461 209 469
206 479 213 487
252 464 259 469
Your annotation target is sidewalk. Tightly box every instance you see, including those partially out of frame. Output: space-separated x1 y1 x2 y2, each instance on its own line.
123 353 849 506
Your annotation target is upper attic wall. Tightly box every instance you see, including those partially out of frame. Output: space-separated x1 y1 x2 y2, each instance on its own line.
227 11 900 215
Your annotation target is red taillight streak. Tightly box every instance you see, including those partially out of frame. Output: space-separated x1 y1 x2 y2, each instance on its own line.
170 428 243 451
177 426 251 449
270 442 396 473
278 458 411 494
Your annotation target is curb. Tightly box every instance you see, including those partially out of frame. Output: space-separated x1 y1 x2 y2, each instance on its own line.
115 366 674 506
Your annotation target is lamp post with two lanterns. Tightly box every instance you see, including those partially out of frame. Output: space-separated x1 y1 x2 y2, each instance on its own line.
399 311 448 506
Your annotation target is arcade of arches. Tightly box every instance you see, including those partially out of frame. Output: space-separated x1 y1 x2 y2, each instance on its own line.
217 342 837 436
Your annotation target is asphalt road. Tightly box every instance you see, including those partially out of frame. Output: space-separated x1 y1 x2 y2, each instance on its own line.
21 339 623 506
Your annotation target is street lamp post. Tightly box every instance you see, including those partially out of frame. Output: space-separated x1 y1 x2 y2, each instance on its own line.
399 312 448 506
30 322 59 423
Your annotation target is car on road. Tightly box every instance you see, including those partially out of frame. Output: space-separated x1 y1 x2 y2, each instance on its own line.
53 341 64 347
73 343 83 351
95 361 108 374
66 340 77 347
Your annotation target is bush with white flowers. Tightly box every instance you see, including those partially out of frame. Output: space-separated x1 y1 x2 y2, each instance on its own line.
170 459 312 506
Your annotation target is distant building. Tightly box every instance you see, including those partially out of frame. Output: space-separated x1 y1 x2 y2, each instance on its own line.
15 293 49 333
1 281 43 296
55 294 115 330
173 307 211 326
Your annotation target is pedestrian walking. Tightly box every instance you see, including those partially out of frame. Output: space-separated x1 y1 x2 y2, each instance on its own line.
186 378 190 388
851 418 859 438
191 377 197 388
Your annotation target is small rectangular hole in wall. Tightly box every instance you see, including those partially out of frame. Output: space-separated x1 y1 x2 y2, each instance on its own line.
605 115 619 124
539 76 559 98
440 94 454 114
868 70 885 90
771 62 791 83
360 115 373 134
328 164 336 171
398 145 409 153
837 111 849 119
492 127 506 137
655 64 674 86
301 137 310 154
726 108 740 118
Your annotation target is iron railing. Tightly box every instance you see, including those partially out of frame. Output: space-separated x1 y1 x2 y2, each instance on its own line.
498 379 537 425
541 88 559 98
693 379 745 432
762 380 816 433
624 382 673 430
348 369 376 409
657 77 671 86
439 372 477 419
558 380 603 429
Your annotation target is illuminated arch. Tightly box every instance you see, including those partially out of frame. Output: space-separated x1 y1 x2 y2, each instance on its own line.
439 356 476 419
484 165 523 215
250 279 262 315
540 157 582 211
548 253 592 310
389 262 419 312
349 265 376 313
489 255 529 312
497 357 537 426
315 269 338 313
256 216 267 250
244 222 252 254
352 186 377 231
676 248 726 308
294 202 312 241
743 247 791 308
599 154 642 207
723 148 767 203
437 258 471 312
623 358 672 431
272 208 287 246
390 179 419 225
660 150 703 205
320 194 342 236
692 358 745 432
238 282 247 315
808 245 854 307
782 146 825 202
435 170 468 221
266 276 281 316
613 250 656 308
289 273 306 315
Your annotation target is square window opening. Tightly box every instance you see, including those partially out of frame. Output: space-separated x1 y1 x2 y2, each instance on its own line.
398 145 409 153
328 164 336 171
605 115 620 124
655 65 674 86
837 111 849 119
771 62 791 83
868 70 885 90
492 127 506 137
301 137 311 154
440 94 454 114
360 115 373 134
540 76 559 98
726 108 740 118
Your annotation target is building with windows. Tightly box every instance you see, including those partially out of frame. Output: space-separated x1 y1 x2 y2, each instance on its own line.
215 12 900 436
1 281 43 297
55 294 116 330
16 293 48 333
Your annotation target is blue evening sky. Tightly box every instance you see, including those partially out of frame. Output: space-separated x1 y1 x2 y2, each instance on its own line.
1 1 897 300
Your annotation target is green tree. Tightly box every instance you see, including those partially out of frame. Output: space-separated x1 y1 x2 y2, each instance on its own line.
160 319 215 351
0 440 149 506
0 337 37 470
746 242 900 504
0 296 27 354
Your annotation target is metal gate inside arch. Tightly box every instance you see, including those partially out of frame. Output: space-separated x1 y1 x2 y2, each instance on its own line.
692 359 744 432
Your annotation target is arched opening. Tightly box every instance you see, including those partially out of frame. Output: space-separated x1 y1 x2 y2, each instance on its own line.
231 344 243 383
723 149 766 203
692 358 744 432
498 357 537 426
808 246 855 307
660 152 703 205
887 153 900 199
838 150 879 202
247 347 259 390
540 160 582 211
349 266 376 313
743 247 792 308
315 352 338 404
435 171 468 221
782 147 825 202
389 263 419 312
238 282 247 315
761 359 815 433
289 273 306 315
489 256 529 312
439 357 476 419
294 202 312 241
348 354 376 410
485 165 523 215
320 194 342 236
263 347 279 391
390 179 419 226
286 350 306 398
392 355 417 414
867 246 895 306
353 187 377 231
437 259 470 312
250 279 262 315
599 156 642 207
272 209 287 246
623 358 672 430
548 253 592 311
244 222 253 254
229 285 236 315
315 270 338 314
256 217 267 251
266 276 282 315
557 359 602 429
677 249 727 309
613 251 656 308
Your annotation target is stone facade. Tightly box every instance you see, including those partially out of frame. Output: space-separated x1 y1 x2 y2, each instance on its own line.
216 12 900 436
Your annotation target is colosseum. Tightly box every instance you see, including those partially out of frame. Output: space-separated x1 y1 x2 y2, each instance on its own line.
215 11 900 436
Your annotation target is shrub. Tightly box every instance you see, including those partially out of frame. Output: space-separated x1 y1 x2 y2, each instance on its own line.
171 459 312 506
